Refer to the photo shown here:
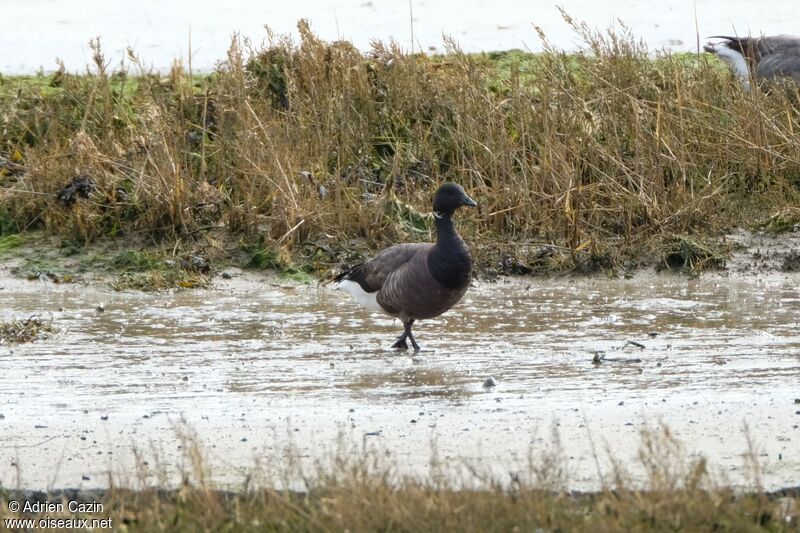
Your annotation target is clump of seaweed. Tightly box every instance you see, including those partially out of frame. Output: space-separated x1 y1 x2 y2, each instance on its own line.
0 317 58 344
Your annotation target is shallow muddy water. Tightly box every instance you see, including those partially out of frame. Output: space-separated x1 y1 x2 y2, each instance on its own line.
0 270 799 490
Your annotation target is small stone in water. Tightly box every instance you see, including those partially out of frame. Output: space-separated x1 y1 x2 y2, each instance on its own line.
483 377 496 388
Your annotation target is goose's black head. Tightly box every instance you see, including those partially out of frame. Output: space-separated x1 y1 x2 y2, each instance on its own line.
432 182 477 217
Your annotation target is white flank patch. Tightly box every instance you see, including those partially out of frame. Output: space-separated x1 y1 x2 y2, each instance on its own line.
334 280 387 314
707 43 752 91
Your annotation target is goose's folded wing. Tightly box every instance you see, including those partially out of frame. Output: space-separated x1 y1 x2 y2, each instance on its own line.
756 35 800 56
335 243 431 293
757 51 800 81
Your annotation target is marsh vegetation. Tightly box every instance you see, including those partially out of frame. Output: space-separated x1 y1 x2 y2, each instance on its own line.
1 16 799 282
1 426 797 531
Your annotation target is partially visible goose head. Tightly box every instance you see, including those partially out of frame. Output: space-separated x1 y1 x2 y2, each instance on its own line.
704 38 753 91
432 182 477 218
704 34 800 92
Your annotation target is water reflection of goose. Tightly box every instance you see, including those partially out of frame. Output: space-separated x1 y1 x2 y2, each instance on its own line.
704 35 800 91
334 183 477 352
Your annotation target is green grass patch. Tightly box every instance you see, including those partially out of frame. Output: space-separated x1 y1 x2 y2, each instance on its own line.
0 233 22 253
278 267 314 284
111 269 209 291
246 244 284 270
242 237 316 283
0 73 63 97
112 249 163 271
761 207 800 233
0 207 15 236
108 250 211 290
11 256 78 283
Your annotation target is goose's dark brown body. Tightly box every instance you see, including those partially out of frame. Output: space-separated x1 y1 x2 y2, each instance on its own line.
338 226 472 321
370 243 471 322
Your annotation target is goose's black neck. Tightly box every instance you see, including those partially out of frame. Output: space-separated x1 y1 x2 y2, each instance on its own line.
433 212 459 246
429 212 471 289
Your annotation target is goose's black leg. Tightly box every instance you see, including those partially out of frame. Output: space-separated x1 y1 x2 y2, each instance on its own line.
391 331 408 349
404 320 420 352
391 319 418 350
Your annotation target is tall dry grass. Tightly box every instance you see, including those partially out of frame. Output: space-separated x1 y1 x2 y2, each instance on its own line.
1 15 799 272
0 424 796 531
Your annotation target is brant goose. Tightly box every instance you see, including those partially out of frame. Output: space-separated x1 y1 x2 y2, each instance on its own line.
334 182 477 351
704 35 800 91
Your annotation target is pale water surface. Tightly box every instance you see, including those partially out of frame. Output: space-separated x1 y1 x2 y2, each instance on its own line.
0 272 798 490
3 0 800 73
